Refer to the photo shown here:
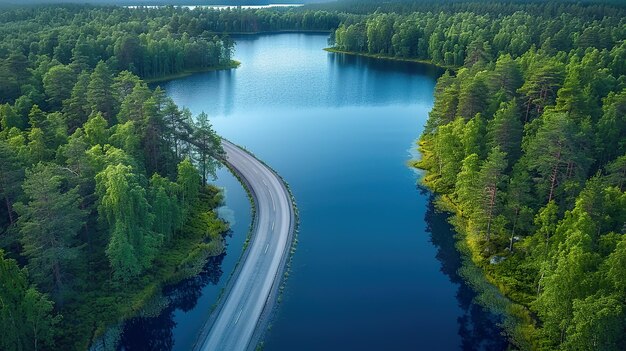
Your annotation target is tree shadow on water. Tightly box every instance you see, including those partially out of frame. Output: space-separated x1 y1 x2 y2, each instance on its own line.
421 186 508 351
118 253 226 351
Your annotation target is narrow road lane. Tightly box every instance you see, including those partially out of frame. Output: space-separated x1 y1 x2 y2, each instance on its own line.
194 139 296 351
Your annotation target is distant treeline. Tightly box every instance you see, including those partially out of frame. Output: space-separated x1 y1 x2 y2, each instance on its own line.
313 0 626 16
0 5 238 99
0 5 347 97
332 4 624 67
0 0 321 6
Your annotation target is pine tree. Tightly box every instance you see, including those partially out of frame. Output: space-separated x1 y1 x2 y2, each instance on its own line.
162 99 193 160
573 177 626 240
595 89 626 165
58 129 97 248
456 73 489 120
462 113 486 159
491 54 523 98
27 105 47 130
455 153 481 216
605 154 626 191
0 141 23 227
525 111 589 204
555 58 591 122
433 118 465 192
109 121 141 159
518 59 565 121
43 64 76 110
14 163 86 303
192 112 222 184
534 201 559 251
87 61 117 122
141 93 167 175
476 146 508 244
424 71 459 133
27 128 49 164
464 39 492 67
504 164 535 251
13 97 33 125
62 72 90 131
487 100 523 162
117 82 151 124
113 71 142 102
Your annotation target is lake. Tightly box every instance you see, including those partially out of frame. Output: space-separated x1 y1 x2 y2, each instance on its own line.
119 33 506 350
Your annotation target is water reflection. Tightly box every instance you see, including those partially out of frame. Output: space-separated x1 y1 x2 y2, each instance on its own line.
119 255 225 351
127 33 505 350
162 33 442 118
423 188 507 351
117 166 251 351
327 52 443 107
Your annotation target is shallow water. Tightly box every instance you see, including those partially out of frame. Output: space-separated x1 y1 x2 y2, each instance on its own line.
119 33 506 351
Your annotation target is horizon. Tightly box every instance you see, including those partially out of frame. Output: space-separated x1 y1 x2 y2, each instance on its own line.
0 0 329 5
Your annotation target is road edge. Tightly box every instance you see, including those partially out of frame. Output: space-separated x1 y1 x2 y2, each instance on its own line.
190 140 260 351
191 139 298 351
240 147 299 351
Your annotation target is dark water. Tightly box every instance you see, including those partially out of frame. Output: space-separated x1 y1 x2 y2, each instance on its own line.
119 33 506 350
119 166 251 350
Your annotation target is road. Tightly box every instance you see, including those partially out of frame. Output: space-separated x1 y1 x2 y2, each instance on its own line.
194 139 296 351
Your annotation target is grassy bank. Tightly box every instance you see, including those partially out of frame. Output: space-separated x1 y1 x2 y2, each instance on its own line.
412 139 540 349
323 47 455 71
144 60 241 84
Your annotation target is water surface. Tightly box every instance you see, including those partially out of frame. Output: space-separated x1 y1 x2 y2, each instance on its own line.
120 33 505 350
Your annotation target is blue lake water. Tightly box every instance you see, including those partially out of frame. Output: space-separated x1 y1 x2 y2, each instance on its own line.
119 33 506 350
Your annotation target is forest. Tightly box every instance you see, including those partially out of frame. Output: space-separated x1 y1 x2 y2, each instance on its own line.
332 1 626 349
0 5 244 350
0 5 345 349
1 1 625 350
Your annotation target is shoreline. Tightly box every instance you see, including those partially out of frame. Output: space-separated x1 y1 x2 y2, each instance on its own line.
323 47 455 71
229 29 333 35
144 60 241 84
412 140 537 349
88 185 230 350
143 38 449 349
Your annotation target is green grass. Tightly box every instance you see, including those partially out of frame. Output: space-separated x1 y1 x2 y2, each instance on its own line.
144 60 241 84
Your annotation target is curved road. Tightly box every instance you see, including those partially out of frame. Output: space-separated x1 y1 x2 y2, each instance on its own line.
194 139 295 351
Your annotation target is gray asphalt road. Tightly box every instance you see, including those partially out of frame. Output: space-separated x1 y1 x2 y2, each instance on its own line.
195 139 295 351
